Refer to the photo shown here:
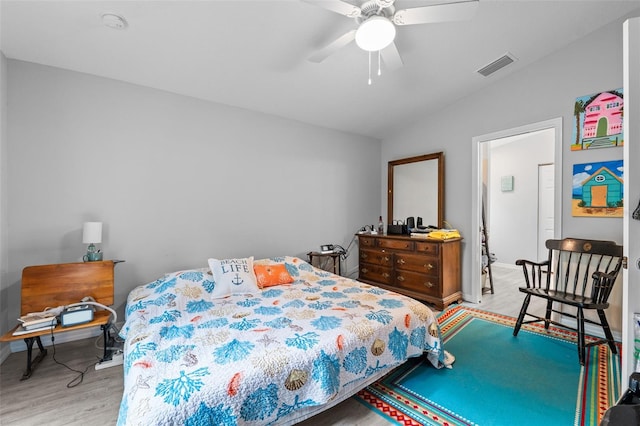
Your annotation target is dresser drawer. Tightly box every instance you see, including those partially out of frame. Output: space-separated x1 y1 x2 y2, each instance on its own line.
395 253 439 275
378 238 414 251
395 270 440 297
359 264 393 285
415 241 439 256
359 236 376 248
360 249 393 267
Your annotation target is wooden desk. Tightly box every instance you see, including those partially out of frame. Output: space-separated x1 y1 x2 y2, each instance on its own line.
307 251 341 275
0 260 121 380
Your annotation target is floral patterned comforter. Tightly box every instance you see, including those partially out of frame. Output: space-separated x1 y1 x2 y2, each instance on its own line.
117 256 445 425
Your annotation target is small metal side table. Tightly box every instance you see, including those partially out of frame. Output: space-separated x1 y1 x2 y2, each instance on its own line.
307 251 341 275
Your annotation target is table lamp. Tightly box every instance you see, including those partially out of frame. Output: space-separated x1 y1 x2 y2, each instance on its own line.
82 222 102 261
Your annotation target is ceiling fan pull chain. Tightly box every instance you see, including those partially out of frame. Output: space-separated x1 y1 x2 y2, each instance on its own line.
378 50 382 76
368 51 372 85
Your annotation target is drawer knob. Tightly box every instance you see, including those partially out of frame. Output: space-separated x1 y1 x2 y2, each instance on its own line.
384 256 390 262
424 263 434 270
397 259 406 265
362 268 369 274
423 281 435 288
397 275 405 282
361 253 368 259
382 273 390 278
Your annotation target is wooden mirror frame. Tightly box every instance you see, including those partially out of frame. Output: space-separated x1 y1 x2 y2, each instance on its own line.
387 152 444 229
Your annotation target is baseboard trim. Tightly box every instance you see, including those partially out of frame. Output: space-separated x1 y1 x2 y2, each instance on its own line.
558 316 622 342
463 292 481 304
0 343 12 364
8 327 103 353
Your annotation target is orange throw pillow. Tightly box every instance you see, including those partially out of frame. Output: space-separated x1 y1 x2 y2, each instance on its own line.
254 264 294 288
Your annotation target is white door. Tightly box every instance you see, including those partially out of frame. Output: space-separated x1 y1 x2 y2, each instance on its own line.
622 17 640 384
538 164 555 261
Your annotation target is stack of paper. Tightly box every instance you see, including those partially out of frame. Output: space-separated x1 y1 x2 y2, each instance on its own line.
18 313 58 331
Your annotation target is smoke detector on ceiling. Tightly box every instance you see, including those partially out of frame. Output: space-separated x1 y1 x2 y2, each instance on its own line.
101 13 128 30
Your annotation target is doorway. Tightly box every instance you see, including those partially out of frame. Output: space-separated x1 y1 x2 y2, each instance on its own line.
470 118 563 305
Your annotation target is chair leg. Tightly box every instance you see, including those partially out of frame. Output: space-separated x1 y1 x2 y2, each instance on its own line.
597 309 618 355
577 307 586 366
513 294 531 337
544 299 553 330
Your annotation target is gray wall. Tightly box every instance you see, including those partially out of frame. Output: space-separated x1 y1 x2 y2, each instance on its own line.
2 61 382 338
381 15 630 304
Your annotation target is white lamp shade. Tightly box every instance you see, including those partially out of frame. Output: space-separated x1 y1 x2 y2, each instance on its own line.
82 222 102 244
355 16 396 52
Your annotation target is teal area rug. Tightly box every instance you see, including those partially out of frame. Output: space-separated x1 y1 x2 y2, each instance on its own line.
355 305 621 426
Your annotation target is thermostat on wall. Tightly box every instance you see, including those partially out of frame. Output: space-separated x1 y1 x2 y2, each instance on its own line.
60 306 94 327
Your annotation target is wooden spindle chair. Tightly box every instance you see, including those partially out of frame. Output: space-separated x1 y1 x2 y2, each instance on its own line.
512 238 623 365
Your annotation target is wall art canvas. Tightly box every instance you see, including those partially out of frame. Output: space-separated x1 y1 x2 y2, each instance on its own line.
572 88 623 150
572 160 624 217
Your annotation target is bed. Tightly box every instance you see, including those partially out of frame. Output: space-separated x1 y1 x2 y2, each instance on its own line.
117 256 449 425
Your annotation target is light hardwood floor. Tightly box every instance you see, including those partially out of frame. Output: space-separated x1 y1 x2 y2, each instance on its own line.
0 265 535 425
470 263 548 317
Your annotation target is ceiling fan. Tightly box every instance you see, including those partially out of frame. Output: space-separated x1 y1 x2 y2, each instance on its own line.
303 0 479 71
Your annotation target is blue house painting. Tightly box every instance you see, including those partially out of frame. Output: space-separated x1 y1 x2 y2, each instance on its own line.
572 160 624 217
580 166 623 207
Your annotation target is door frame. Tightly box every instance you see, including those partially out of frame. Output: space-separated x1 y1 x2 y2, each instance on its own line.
622 16 639 386
470 117 563 304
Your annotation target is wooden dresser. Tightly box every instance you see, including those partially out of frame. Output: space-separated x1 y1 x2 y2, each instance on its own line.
357 234 462 310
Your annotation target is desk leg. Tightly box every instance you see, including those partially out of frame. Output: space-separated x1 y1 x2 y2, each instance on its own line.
100 323 114 362
21 336 47 381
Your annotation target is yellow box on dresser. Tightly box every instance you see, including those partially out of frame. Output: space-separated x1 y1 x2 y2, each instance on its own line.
357 234 462 310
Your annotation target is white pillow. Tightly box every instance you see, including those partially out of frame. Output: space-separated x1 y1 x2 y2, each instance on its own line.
208 257 259 298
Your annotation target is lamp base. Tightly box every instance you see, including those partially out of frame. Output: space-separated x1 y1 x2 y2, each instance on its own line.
83 251 103 262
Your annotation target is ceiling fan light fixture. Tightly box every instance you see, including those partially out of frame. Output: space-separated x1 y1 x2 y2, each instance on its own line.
355 16 396 52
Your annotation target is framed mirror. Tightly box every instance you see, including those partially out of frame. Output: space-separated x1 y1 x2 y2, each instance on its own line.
388 152 444 229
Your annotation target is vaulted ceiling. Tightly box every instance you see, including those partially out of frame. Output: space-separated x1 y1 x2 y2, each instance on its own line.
2 1 639 139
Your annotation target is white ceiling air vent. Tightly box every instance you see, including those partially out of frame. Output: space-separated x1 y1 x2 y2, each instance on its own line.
477 53 517 77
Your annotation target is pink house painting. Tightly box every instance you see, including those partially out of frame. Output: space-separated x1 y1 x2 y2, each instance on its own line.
572 89 624 150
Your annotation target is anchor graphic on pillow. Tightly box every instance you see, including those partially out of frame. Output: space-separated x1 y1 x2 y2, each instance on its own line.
231 273 244 286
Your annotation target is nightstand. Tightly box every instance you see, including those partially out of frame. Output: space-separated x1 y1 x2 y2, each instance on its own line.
307 251 341 275
0 260 123 380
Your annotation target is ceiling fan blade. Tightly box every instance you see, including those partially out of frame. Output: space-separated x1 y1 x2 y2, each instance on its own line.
375 0 396 8
381 42 403 70
308 30 357 63
393 0 479 26
301 0 361 18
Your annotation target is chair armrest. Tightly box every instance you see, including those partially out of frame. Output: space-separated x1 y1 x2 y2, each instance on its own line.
515 259 550 268
590 270 619 303
516 259 550 289
592 270 618 280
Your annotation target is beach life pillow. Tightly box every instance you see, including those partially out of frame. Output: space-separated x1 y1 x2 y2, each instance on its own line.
208 257 259 298
254 263 294 288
